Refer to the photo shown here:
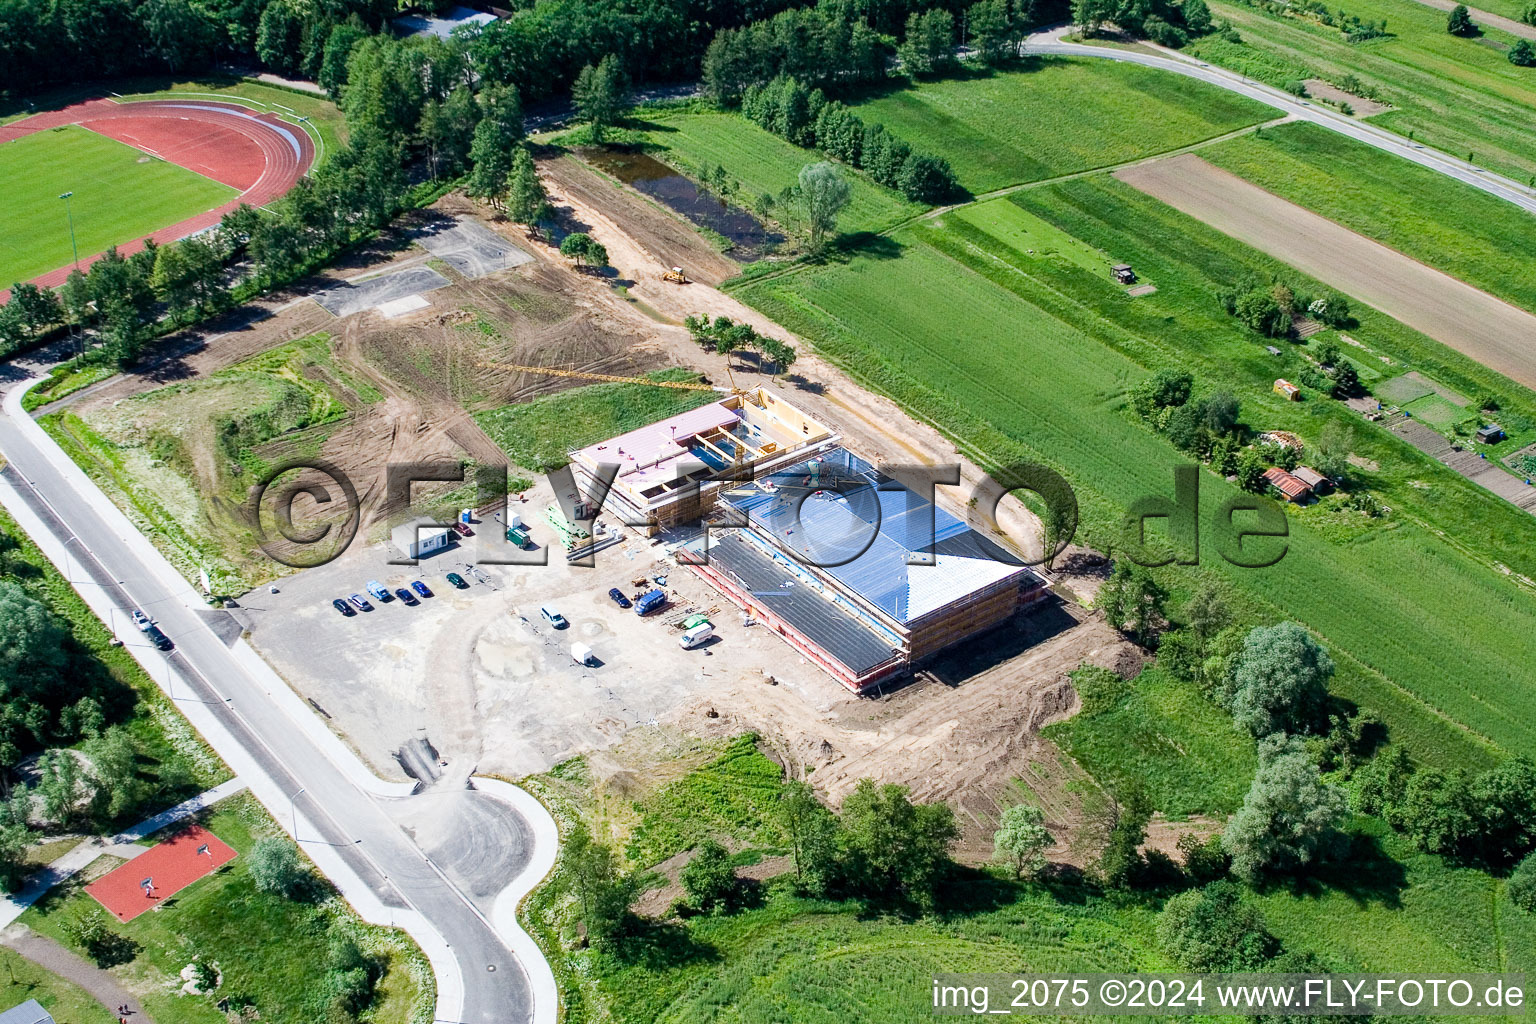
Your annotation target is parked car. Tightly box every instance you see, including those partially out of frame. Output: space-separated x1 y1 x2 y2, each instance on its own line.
349 593 373 612
411 580 433 599
445 573 468 589
453 522 473 537
540 603 569 629
607 587 631 609
332 598 355 617
131 609 151 631
144 625 174 651
394 587 418 606
366 580 390 601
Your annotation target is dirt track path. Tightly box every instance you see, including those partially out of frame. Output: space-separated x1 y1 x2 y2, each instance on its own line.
2 924 155 1023
1117 153 1536 392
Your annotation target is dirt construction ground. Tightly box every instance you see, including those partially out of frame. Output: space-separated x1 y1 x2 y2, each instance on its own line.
47 161 1131 856
1116 153 1536 392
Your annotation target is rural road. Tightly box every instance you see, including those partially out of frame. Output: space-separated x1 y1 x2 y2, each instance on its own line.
0 374 558 1024
1022 26 1536 217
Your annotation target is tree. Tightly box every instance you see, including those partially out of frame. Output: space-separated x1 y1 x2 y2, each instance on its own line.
1236 448 1268 492
505 147 551 236
1074 0 1119 35
319 21 368 95
1330 361 1361 398
897 153 959 203
563 826 641 946
1510 39 1536 65
0 818 34 892
1233 288 1290 336
1220 622 1334 737
1097 561 1169 647
248 836 308 897
255 0 304 74
1223 736 1347 883
970 0 1022 63
573 54 626 143
1509 853 1536 911
1131 369 1194 418
465 120 512 205
1184 580 1233 648
0 581 68 699
840 780 958 909
992 803 1054 878
898 9 956 76
1096 784 1153 888
1182 0 1215 34
1395 767 1473 855
5 283 61 340
1158 881 1277 971
560 233 608 270
1201 391 1240 435
681 840 738 913
1447 3 1476 33
83 726 144 824
776 781 839 896
36 750 86 825
798 162 851 251
65 908 139 967
1469 756 1536 865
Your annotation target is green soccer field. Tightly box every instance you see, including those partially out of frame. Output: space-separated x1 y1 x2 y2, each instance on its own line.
0 125 236 288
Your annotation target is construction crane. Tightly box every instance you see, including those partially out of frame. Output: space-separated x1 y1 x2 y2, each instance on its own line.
474 360 741 394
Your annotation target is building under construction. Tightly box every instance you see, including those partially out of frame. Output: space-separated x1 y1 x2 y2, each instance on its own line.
573 392 1049 692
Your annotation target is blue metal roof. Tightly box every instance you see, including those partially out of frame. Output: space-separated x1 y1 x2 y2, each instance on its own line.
722 448 1034 625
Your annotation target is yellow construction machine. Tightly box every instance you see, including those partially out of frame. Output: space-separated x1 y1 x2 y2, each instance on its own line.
661 266 689 284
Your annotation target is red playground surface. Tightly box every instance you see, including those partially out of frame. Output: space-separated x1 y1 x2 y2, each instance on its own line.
86 825 237 923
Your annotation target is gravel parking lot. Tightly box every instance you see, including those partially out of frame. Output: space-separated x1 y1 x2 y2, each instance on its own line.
235 496 839 780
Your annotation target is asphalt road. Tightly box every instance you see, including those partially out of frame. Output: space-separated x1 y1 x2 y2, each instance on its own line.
0 390 537 1024
1022 27 1536 217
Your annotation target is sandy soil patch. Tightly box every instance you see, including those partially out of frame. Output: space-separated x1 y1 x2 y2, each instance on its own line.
1116 153 1536 392
1302 79 1391 116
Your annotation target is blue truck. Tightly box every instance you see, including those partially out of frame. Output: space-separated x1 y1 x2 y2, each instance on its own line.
365 579 391 602
633 589 667 616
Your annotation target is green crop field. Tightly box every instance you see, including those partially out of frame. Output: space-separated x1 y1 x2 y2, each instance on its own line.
850 58 1278 193
621 111 924 235
1188 0 1536 181
1202 122 1536 315
0 125 235 287
736 187 1536 764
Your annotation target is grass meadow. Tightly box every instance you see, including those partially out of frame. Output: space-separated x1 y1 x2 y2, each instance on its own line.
20 794 430 1024
522 732 1535 1024
619 111 924 236
1188 0 1536 181
851 58 1279 193
0 125 235 286
1202 122 1536 315
736 190 1536 764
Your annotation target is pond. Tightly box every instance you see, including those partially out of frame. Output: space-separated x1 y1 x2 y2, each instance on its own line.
583 148 785 263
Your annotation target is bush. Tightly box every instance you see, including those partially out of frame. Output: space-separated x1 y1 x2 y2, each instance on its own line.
680 840 739 913
248 837 309 898
1510 39 1536 66
1158 881 1277 971
1509 853 1536 911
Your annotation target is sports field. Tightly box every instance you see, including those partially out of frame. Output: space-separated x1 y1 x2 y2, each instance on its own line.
0 125 235 287
851 59 1278 193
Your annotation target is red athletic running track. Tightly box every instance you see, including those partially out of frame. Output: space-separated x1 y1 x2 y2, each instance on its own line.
0 97 314 300
85 824 238 923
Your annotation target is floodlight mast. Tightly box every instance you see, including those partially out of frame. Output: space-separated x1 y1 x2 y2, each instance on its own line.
58 191 79 271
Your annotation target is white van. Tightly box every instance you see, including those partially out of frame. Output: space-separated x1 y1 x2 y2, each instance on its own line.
540 603 568 629
679 622 715 649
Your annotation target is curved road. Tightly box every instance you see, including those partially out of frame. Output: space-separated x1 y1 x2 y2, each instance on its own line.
0 374 556 1024
1022 26 1536 216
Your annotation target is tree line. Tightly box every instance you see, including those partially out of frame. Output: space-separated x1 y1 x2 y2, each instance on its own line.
741 76 963 203
684 314 799 378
